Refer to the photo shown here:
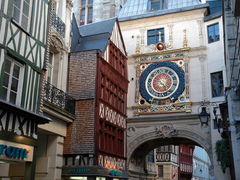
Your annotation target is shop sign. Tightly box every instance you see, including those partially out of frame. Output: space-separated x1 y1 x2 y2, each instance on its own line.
0 140 33 162
62 167 98 175
69 169 89 173
109 170 122 176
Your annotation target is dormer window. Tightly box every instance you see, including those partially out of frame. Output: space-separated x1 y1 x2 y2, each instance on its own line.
148 0 166 11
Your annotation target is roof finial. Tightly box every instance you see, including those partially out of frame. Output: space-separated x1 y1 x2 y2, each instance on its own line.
158 31 162 43
136 35 140 53
183 29 188 47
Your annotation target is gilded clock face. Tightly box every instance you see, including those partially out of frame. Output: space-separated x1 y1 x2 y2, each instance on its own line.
146 67 179 99
139 61 185 103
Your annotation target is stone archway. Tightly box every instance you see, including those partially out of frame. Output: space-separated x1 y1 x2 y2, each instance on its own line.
126 113 213 179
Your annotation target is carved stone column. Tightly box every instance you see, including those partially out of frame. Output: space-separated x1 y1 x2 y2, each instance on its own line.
199 55 208 101
167 23 174 48
197 18 204 46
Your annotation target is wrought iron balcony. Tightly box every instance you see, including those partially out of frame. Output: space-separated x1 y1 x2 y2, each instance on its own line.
43 81 75 115
52 11 65 37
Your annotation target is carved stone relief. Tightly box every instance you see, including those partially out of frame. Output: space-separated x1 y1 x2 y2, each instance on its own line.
197 19 204 46
199 55 207 101
127 127 136 137
50 30 66 53
155 124 178 138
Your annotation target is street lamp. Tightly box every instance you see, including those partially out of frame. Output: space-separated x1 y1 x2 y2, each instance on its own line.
198 106 210 126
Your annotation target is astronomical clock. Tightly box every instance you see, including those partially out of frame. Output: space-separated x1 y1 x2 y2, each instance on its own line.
132 39 191 116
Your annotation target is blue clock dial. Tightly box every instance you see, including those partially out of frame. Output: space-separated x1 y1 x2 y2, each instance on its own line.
140 61 185 103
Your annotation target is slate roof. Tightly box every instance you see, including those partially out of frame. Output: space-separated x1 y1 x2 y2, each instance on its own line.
118 0 208 21
207 0 222 15
73 33 110 53
71 16 117 54
78 17 116 36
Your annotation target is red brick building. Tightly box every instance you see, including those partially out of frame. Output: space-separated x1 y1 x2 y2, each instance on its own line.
62 16 129 180
178 145 195 180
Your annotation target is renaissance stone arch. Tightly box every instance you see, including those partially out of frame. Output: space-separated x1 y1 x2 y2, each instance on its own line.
126 113 213 179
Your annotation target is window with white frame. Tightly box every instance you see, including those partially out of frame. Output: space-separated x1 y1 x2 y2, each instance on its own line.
47 52 54 83
1 56 24 105
147 28 164 45
12 0 32 31
207 23 220 43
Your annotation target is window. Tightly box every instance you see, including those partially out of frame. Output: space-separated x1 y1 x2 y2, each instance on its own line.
211 71 224 97
208 23 220 43
214 118 223 129
88 0 93 4
158 165 163 177
88 7 93 24
80 8 85 25
148 0 166 11
147 28 164 45
47 52 54 83
13 0 32 31
1 57 23 105
82 0 86 6
80 0 93 25
147 150 154 163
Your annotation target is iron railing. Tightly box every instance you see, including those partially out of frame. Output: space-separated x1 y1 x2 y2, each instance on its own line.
43 81 75 114
52 11 65 37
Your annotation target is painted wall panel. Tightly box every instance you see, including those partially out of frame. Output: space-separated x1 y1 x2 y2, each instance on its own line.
3 0 8 15
22 66 41 112
0 17 6 45
0 48 5 76
20 33 27 57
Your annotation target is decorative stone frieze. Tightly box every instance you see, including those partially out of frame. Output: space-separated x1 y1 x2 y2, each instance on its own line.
155 124 178 138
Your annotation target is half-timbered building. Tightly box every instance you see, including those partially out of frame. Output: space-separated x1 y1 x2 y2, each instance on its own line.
62 16 129 180
0 0 51 179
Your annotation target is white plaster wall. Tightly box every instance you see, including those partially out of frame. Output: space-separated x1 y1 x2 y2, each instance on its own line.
120 8 209 116
38 118 67 137
119 7 230 180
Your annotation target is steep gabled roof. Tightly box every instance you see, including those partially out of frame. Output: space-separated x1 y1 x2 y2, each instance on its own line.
78 18 116 36
73 33 110 53
71 16 127 56
71 14 82 52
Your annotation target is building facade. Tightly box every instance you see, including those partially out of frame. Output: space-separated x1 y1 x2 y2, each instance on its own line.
222 0 240 179
35 0 75 180
147 145 179 180
118 0 230 179
73 0 126 26
0 0 51 179
61 17 129 180
192 146 211 180
178 145 194 180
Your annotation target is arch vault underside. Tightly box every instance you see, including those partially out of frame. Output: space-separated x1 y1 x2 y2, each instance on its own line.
126 113 213 178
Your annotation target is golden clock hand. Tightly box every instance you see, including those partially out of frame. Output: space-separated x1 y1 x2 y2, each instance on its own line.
159 79 167 89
